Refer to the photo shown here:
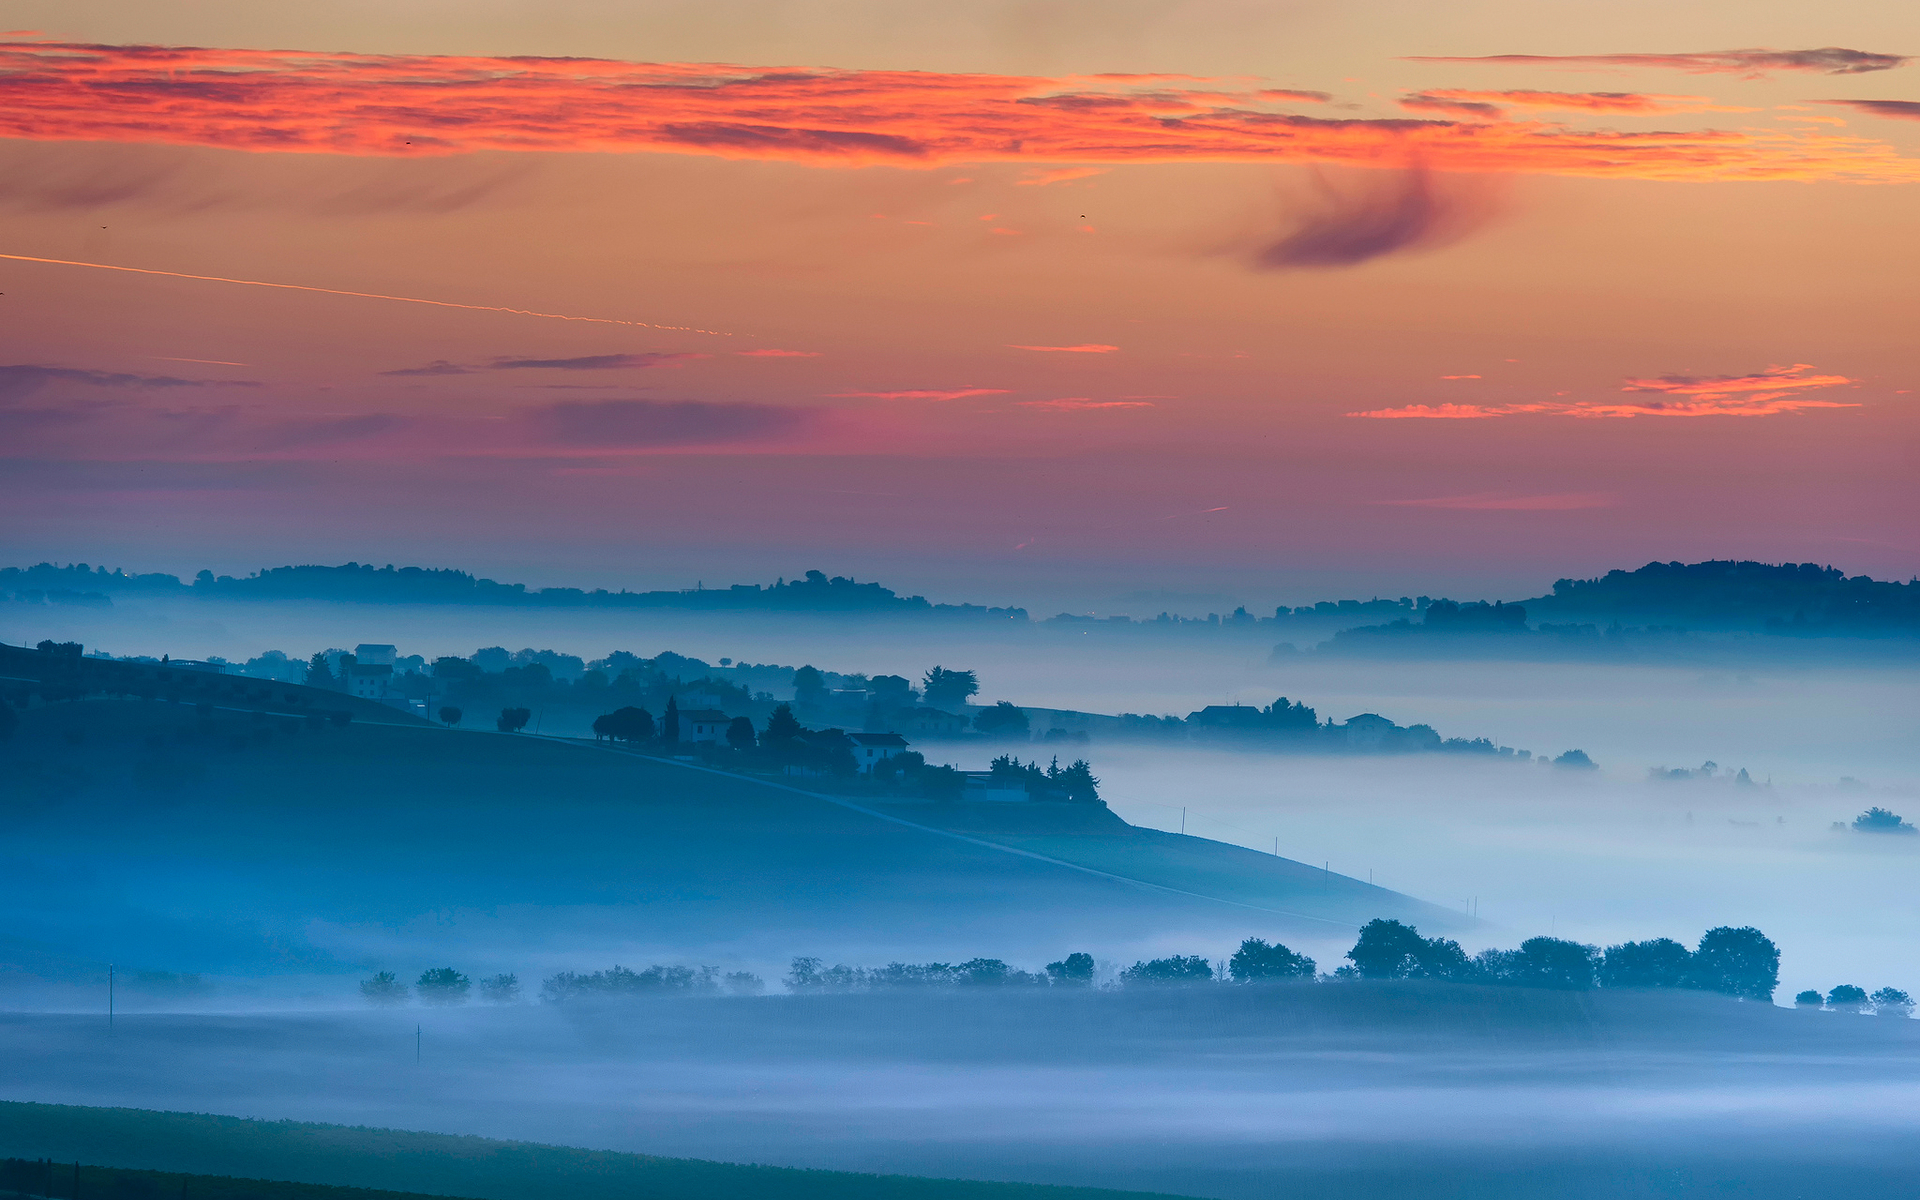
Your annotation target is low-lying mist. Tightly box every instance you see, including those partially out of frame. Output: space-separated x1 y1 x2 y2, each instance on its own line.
1090 746 1920 1001
7 987 1920 1199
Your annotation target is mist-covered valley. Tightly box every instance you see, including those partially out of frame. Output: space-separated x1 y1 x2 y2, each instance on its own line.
4 572 1918 1200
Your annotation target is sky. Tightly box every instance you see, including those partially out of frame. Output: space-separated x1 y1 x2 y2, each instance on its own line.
2 0 1917 607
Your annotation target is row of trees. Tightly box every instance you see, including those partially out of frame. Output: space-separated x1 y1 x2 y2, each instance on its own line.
358 968 520 1006
1793 985 1914 1015
360 926 1908 1012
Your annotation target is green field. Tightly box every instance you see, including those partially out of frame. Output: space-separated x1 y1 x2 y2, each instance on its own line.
0 1104 1184 1200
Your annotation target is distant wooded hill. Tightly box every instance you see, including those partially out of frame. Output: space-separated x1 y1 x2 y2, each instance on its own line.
4 558 1913 634
0 563 1026 617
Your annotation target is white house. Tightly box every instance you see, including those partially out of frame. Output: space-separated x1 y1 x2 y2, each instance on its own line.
679 709 732 744
848 732 909 773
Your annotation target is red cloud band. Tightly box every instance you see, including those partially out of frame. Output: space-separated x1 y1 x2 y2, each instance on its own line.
2 41 1918 182
1350 365 1863 419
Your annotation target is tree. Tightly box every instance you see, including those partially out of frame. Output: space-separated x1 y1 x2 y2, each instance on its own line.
921 666 980 709
1046 952 1095 987
662 696 680 743
974 701 1029 738
1229 938 1316 983
596 706 654 743
1852 807 1916 834
305 651 337 690
793 665 826 704
438 706 461 727
1871 987 1914 1018
496 707 531 733
1599 938 1692 989
1793 989 1825 1008
726 716 756 750
1690 926 1779 1001
1345 919 1430 980
359 971 408 1006
763 703 803 743
1052 759 1100 804
1502 937 1599 990
415 967 471 1006
478 973 520 1004
1119 955 1213 986
1827 984 1869 1013
1554 749 1599 770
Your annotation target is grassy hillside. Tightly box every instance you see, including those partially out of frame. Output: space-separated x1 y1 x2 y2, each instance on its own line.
0 698 1454 981
0 1104 1183 1200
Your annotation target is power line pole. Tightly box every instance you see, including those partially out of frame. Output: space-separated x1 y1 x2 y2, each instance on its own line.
415 1024 421 1063
108 964 113 1029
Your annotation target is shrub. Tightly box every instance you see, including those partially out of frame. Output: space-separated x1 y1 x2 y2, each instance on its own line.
358 971 408 1006
478 973 520 1004
1871 987 1914 1017
1793 989 1825 1008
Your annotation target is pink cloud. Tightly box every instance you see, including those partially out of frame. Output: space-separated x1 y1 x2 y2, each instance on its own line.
1016 166 1109 186
829 388 1010 401
1350 364 1862 419
1017 398 1154 410
735 349 821 357
1008 344 1119 353
1348 402 1539 419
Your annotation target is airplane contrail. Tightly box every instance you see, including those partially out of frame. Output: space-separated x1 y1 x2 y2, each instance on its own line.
0 252 731 336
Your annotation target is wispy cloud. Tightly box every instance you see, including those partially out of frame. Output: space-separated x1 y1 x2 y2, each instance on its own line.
1017 398 1155 410
1008 344 1119 353
0 362 262 400
383 352 701 376
1347 402 1541 419
1015 166 1109 186
828 387 1010 401
1349 364 1862 419
734 348 821 357
1401 89 1747 115
1821 99 1920 121
380 360 471 377
1251 166 1500 269
3 41 1917 183
1374 491 1618 509
1406 47 1910 77
489 352 700 370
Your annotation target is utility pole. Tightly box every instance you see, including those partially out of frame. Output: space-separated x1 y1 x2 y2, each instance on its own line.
415 1024 421 1062
108 964 113 1029
1179 807 1186 835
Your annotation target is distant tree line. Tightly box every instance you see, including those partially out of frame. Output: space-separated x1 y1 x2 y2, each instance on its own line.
360 921 1913 1012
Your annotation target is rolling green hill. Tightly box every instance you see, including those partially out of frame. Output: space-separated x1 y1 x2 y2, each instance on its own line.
0 1104 1184 1200
0 697 1454 982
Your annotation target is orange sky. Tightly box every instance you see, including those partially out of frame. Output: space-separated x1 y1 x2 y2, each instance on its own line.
1 0 1915 606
